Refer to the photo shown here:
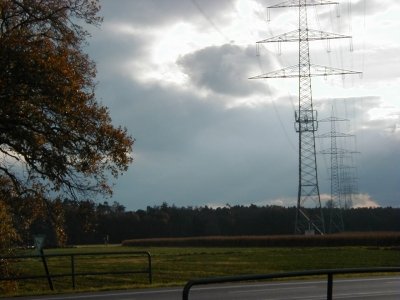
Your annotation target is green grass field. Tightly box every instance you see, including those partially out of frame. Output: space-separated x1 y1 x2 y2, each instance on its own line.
2 245 400 297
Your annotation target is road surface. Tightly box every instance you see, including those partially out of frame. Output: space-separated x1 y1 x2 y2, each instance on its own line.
3 276 399 299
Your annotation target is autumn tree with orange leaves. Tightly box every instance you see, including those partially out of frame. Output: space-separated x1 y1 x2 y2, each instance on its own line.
0 0 134 249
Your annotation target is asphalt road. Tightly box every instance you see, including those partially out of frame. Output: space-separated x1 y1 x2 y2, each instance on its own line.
3 276 399 300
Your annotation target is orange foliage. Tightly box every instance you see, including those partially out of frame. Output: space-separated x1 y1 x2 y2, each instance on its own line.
0 1 133 246
0 0 133 200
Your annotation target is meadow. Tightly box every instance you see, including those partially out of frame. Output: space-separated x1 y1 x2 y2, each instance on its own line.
2 243 399 297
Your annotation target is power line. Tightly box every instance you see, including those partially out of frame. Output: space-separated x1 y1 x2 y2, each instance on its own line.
190 0 232 43
190 0 297 152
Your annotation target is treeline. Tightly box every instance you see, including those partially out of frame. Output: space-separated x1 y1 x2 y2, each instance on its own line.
28 201 400 246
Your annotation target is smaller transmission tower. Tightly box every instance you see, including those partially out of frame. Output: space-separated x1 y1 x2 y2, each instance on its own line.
318 107 353 233
250 0 361 234
339 158 359 208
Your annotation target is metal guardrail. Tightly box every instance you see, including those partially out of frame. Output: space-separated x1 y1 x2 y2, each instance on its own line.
0 250 152 290
182 267 400 300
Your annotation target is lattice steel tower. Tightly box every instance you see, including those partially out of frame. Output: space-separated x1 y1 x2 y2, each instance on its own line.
318 108 353 233
250 0 361 234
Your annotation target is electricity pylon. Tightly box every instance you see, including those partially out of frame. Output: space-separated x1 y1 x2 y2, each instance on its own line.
250 0 361 234
339 155 359 209
318 107 353 233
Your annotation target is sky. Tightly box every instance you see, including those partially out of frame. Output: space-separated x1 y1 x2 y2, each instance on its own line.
86 0 400 211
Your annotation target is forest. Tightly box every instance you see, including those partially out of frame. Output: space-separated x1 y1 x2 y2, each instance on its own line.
27 201 400 246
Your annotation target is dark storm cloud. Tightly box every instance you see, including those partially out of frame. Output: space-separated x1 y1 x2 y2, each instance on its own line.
95 76 298 209
178 44 272 96
357 129 400 207
88 27 148 80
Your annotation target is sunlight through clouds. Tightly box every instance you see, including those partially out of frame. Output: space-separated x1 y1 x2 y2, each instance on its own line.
87 0 400 210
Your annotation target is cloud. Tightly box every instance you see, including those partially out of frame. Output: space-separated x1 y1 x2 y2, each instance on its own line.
99 0 233 27
356 128 400 205
311 96 400 209
253 196 296 207
351 193 380 208
82 0 400 211
178 44 272 96
95 74 399 211
314 0 399 21
89 24 149 80
96 74 299 209
314 96 400 133
350 0 400 16
359 46 400 83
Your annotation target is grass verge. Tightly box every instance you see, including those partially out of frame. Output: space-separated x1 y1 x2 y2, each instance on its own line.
1 245 399 297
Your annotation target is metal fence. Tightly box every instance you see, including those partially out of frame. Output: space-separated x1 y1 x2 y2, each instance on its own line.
0 250 152 290
182 267 400 300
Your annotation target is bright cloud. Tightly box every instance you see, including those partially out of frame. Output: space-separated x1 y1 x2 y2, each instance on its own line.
351 193 380 208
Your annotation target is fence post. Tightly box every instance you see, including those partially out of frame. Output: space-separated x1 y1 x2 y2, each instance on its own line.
147 252 152 284
40 249 53 291
71 254 76 289
327 273 333 300
182 280 193 300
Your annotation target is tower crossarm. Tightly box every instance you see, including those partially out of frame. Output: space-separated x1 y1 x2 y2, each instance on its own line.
320 148 360 155
339 165 357 172
317 132 354 138
250 64 361 79
268 0 338 9
319 116 349 122
257 29 351 44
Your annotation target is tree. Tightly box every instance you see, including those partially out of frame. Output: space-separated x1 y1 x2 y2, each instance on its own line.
0 183 19 293
0 0 134 243
0 198 19 250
